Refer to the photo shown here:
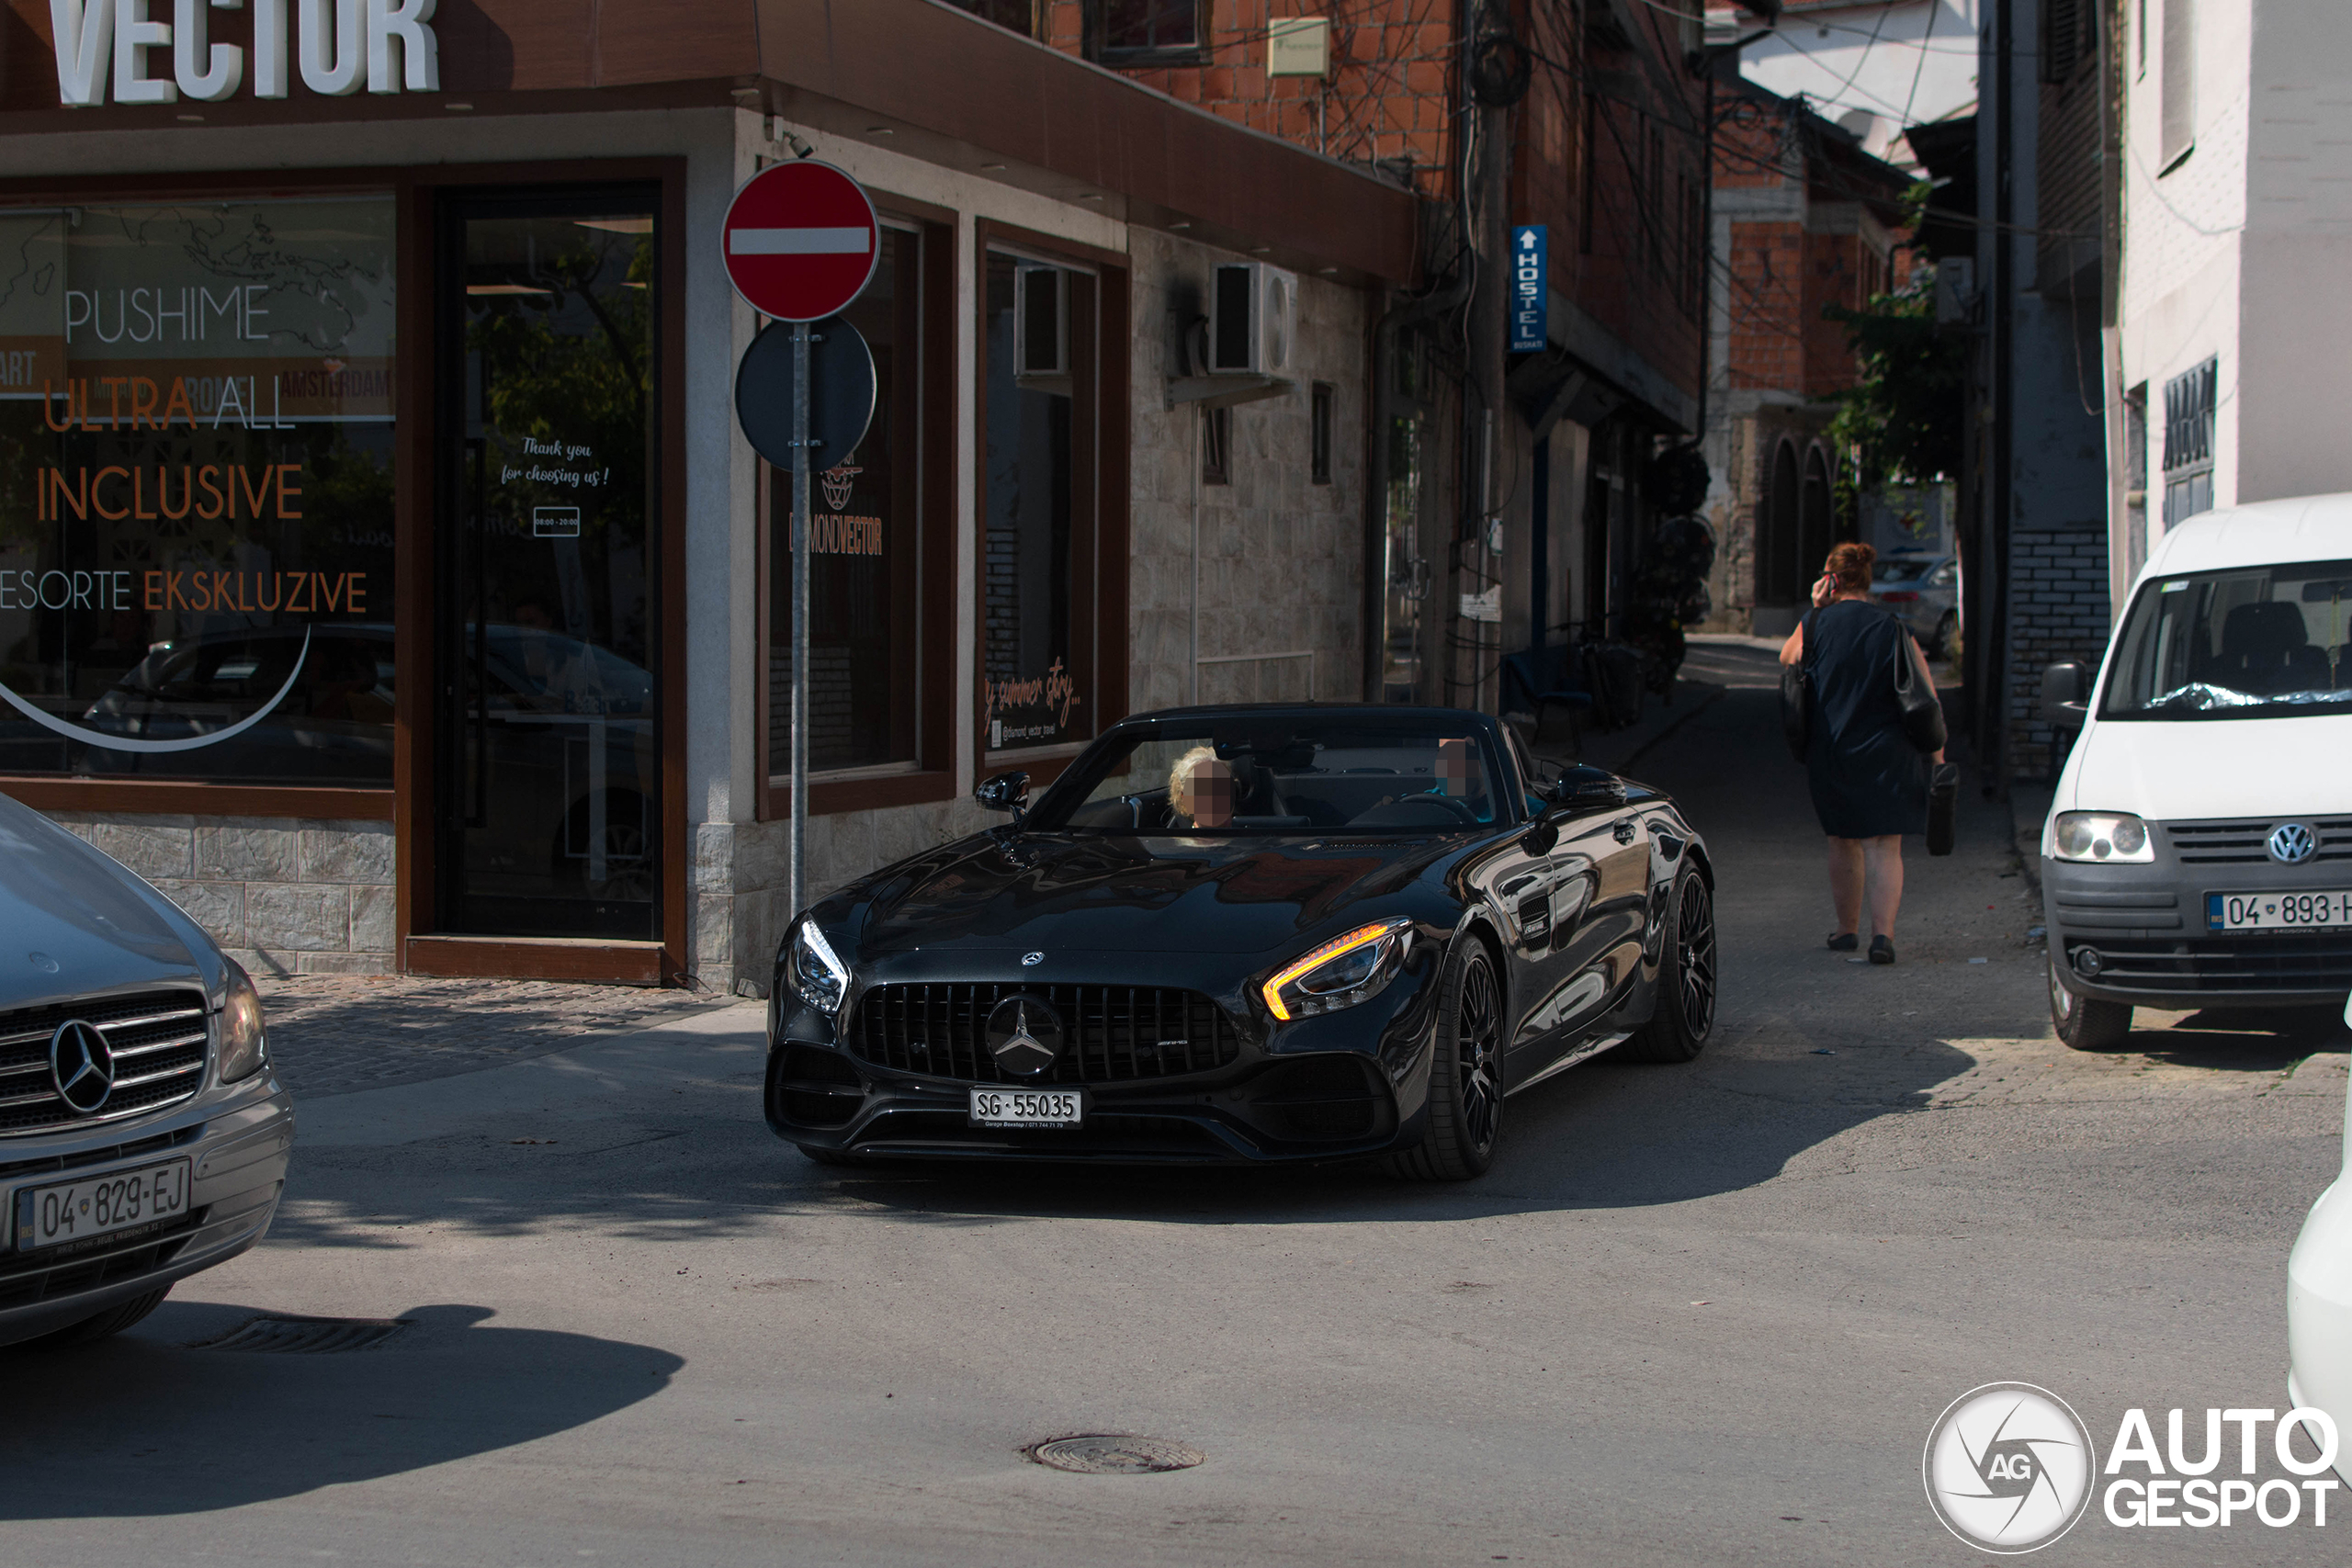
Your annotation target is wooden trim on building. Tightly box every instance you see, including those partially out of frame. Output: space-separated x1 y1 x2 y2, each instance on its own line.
402 933 667 986
0 780 397 820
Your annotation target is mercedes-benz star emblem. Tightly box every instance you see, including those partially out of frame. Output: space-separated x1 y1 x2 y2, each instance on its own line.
985 994 1064 1076
2269 822 2318 864
1022 951 1046 966
49 1020 117 1115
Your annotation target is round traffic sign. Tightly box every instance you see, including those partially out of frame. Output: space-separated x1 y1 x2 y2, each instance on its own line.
720 161 880 322
733 318 876 474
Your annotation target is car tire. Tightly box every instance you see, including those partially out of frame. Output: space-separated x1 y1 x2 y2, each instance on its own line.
18 1286 170 1349
1385 941 1504 1181
1619 864 1717 1064
2049 949 2132 1051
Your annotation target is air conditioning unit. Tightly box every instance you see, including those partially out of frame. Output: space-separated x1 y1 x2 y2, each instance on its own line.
1208 262 1297 376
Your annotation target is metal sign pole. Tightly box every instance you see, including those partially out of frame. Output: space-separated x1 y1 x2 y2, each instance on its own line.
790 319 812 920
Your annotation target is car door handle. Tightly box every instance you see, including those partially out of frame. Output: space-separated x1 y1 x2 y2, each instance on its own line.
1612 820 1637 844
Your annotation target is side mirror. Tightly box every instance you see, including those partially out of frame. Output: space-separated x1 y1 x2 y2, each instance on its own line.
1547 764 1628 814
975 770 1029 820
2040 662 2090 728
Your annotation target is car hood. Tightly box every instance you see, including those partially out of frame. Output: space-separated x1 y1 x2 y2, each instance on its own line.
2062 714 2352 822
847 832 1453 958
0 795 210 1010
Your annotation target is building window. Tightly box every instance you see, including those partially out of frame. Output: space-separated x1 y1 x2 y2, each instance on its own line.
982 248 1100 754
2041 0 2096 83
2161 357 2216 528
1088 0 1207 65
770 225 928 779
1202 404 1231 486
2161 0 2195 169
946 0 1036 35
1310 383 1333 485
0 197 396 785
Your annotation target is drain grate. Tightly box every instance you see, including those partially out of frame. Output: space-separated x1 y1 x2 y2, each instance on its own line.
1028 1435 1204 1475
188 1315 413 1354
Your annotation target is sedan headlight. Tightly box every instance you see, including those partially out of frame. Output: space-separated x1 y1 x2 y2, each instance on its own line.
217 959 268 1084
786 919 852 1013
2049 811 2154 863
1261 919 1414 1022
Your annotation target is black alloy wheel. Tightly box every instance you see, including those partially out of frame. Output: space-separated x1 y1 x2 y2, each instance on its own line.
1387 942 1504 1181
1621 863 1717 1063
2049 947 2132 1051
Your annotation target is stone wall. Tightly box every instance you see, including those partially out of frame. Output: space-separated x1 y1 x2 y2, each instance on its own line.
45 811 395 977
2004 524 2112 782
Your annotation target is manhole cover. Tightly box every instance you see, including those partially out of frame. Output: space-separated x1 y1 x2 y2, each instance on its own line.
189 1315 413 1354
1028 1435 1204 1474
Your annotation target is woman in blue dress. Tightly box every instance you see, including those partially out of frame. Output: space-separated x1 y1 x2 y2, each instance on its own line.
1778 542 1945 964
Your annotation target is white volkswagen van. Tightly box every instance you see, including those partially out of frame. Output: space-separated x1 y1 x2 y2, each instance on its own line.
2040 494 2352 1049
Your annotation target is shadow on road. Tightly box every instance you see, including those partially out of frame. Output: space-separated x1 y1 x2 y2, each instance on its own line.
0 1302 680 1518
2121 1006 2350 1072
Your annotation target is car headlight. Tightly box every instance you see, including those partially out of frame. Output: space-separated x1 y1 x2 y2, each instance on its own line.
1261 919 1414 1022
2049 811 2154 863
217 959 268 1085
786 919 852 1013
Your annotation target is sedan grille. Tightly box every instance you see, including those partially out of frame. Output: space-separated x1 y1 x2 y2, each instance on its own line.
0 990 209 1136
847 984 1244 1085
2165 817 2352 865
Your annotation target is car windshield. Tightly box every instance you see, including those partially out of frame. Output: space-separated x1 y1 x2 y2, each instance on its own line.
2100 558 2352 720
1032 716 1515 834
1874 557 1936 585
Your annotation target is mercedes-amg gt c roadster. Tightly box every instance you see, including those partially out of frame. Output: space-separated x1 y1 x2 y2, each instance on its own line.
763 705 1716 1179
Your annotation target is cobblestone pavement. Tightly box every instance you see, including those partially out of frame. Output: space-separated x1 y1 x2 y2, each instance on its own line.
254 974 746 1100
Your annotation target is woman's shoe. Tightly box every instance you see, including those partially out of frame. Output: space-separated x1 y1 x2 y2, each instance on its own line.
1869 935 1895 964
1827 932 1859 952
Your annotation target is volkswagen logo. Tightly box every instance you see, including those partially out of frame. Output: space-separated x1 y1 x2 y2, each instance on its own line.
984 994 1064 1076
49 1020 116 1115
2269 823 2319 864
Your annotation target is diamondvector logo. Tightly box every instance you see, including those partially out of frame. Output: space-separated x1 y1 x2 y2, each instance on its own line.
1923 1383 2097 1553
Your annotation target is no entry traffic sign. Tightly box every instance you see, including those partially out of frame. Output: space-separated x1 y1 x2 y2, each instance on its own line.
721 160 880 322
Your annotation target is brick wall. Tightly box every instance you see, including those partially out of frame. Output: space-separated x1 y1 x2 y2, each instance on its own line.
2004 524 2112 780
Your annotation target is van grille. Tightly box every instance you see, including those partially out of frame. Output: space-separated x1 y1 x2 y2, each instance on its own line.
2164 818 2352 865
0 990 209 1136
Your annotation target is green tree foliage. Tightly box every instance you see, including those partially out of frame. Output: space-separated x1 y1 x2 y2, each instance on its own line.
1822 272 1966 491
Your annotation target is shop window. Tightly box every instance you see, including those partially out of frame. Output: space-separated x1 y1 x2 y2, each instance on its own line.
1203 405 1232 486
2161 357 2216 528
769 224 926 777
981 248 1100 754
0 198 397 785
1310 383 1333 485
1088 0 1208 65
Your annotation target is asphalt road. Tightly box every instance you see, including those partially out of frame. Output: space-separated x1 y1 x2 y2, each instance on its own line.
8 651 2346 1567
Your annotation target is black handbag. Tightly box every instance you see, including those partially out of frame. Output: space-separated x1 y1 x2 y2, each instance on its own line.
1779 610 1815 764
1926 761 1960 855
1892 618 1948 754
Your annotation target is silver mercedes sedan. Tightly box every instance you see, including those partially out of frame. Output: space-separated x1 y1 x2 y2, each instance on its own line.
0 790 293 1349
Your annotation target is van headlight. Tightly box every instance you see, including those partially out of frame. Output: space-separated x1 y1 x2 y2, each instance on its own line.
1261 920 1414 1022
217 960 269 1084
786 919 852 1013
2050 811 2154 863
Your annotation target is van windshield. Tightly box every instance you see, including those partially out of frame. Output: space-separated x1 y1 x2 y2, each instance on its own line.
2100 558 2352 720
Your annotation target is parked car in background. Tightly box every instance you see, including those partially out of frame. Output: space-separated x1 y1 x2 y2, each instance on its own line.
0 789 292 1349
1871 551 1960 657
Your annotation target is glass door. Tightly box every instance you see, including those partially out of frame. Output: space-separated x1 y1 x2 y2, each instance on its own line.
435 192 661 940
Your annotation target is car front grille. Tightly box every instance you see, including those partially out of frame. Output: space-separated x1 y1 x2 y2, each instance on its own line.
0 990 209 1136
846 983 1245 1085
2068 935 2352 992
2165 817 2352 865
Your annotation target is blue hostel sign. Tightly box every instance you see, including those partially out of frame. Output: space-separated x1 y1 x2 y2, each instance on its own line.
1509 225 1547 354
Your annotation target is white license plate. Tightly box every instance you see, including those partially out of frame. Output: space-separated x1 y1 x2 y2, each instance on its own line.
968 1088 1083 1128
2208 890 2352 932
13 1158 191 1254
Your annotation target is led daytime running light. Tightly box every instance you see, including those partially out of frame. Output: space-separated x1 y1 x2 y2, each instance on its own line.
1262 921 1406 1022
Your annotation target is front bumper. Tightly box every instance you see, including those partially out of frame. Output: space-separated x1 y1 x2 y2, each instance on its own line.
763 955 1444 1165
0 1076 294 1347
2290 1178 2352 1485
2042 853 2352 1008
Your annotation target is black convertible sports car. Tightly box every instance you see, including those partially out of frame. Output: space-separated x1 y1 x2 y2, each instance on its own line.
763 705 1717 1179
